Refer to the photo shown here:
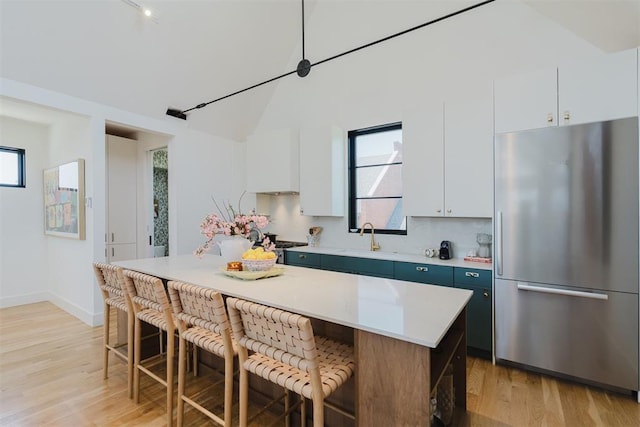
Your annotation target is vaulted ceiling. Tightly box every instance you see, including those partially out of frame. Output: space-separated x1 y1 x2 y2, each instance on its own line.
1 0 638 141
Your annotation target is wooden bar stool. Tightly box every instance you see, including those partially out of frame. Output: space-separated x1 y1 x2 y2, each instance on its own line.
92 262 134 398
226 297 355 427
122 270 177 427
167 281 237 427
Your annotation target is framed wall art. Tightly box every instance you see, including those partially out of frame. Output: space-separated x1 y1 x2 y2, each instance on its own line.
43 159 85 240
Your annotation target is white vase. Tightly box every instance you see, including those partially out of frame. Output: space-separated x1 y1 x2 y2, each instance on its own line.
217 237 252 263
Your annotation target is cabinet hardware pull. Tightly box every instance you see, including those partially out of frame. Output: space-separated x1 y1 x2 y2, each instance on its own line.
447 209 452 214
465 272 479 278
436 209 442 213
111 233 114 242
416 266 428 272
299 255 306 259
517 283 608 300
483 290 489 298
547 113 554 123
111 247 114 257
563 111 570 121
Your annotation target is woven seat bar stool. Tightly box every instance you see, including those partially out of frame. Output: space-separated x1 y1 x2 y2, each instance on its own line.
167 281 238 427
122 270 177 427
92 262 134 398
226 297 356 427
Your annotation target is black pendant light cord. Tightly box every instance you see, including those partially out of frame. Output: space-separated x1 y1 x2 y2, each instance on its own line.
167 0 495 119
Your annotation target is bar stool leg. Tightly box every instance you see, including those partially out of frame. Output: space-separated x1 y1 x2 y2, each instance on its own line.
239 367 249 427
133 317 141 404
224 355 233 427
176 336 187 427
166 328 175 427
103 302 110 380
127 310 134 399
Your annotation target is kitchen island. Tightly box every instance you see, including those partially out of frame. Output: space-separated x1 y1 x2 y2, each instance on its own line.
114 254 472 426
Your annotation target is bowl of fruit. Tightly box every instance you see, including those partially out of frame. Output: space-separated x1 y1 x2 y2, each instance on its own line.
241 247 277 271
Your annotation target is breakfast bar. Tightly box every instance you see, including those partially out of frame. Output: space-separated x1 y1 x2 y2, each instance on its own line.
115 254 472 426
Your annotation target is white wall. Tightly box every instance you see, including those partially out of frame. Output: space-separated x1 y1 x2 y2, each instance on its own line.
250 0 604 257
0 117 49 306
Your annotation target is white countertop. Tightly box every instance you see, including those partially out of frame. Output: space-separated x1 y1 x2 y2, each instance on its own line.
285 246 493 270
114 254 472 349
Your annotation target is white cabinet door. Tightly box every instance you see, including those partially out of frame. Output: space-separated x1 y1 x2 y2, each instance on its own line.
494 67 558 133
444 94 493 218
246 128 299 194
107 243 137 262
107 135 137 245
402 102 444 216
299 125 345 216
559 48 638 126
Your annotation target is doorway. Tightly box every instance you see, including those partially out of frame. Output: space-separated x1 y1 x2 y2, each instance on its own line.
151 148 169 257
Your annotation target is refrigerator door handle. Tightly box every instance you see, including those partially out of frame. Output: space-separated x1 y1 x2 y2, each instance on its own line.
517 283 609 300
496 211 503 276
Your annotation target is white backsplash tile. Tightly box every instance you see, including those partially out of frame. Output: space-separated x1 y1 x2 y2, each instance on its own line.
260 194 492 259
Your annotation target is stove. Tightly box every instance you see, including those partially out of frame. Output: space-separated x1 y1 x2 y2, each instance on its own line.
272 240 307 264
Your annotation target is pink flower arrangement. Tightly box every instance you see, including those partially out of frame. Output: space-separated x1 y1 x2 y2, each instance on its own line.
194 193 271 257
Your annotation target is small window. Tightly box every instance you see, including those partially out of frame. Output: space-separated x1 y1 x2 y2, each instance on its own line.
348 123 406 235
0 146 26 188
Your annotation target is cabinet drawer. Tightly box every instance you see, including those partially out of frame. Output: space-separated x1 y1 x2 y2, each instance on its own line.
285 251 321 268
321 255 394 278
394 262 453 287
454 267 492 287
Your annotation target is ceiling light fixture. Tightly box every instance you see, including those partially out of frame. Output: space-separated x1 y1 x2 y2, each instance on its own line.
165 0 495 121
121 0 158 23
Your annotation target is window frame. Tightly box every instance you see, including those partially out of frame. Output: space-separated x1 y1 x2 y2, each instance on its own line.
0 146 26 188
348 122 406 236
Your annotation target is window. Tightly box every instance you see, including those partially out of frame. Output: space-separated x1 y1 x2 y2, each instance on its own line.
0 146 26 188
348 123 405 235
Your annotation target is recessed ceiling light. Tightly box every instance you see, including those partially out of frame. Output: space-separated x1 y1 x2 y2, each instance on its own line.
143 8 152 17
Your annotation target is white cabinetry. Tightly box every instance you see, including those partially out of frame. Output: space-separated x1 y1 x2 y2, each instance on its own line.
444 95 493 218
246 128 299 194
403 95 493 218
402 102 444 217
106 135 137 262
495 48 638 133
299 125 345 216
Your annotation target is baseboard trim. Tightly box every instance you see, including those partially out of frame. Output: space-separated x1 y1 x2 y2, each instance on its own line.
0 292 49 309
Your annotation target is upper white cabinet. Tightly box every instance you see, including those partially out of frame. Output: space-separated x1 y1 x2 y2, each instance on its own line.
299 125 345 216
444 94 493 218
402 102 445 217
106 135 137 261
559 48 638 126
494 68 557 133
246 128 299 194
495 48 638 133
403 94 493 218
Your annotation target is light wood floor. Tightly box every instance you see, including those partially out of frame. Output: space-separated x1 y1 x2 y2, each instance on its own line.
1 302 638 426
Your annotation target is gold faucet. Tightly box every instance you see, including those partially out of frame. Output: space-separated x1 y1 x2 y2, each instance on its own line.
360 222 380 251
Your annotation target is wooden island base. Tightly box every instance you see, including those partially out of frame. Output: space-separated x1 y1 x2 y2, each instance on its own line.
355 310 467 426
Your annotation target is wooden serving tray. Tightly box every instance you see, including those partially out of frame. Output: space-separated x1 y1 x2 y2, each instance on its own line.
220 266 285 280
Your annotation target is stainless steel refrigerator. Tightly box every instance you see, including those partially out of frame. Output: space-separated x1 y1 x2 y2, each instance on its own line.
494 117 639 392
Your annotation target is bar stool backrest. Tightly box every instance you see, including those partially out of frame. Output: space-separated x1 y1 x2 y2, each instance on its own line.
227 297 319 372
93 262 129 306
123 271 169 313
168 282 230 336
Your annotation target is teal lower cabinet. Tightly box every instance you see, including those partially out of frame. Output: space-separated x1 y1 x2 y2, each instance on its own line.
454 267 492 358
284 251 321 269
393 262 454 287
321 254 394 278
